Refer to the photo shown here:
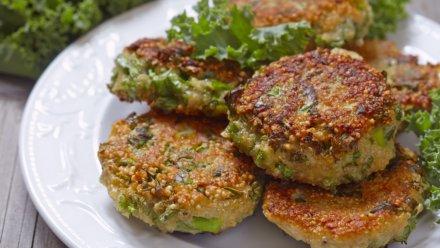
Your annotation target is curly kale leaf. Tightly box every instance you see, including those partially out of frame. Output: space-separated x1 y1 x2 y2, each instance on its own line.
366 0 410 39
394 209 419 244
407 89 440 212
426 186 440 214
0 0 152 79
167 0 313 70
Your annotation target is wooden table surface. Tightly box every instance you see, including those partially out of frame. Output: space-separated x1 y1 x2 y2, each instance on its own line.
0 1 439 247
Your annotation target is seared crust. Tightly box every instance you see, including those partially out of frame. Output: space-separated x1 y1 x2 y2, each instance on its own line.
263 143 429 248
348 40 440 111
223 48 400 189
229 0 372 46
126 38 252 87
228 48 397 150
98 111 263 234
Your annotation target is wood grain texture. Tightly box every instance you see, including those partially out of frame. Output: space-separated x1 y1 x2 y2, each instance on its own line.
0 0 438 247
0 85 66 248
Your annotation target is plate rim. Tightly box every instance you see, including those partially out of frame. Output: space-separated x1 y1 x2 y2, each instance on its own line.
18 3 440 247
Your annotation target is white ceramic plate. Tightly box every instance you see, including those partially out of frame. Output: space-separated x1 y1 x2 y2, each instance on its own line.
19 0 440 247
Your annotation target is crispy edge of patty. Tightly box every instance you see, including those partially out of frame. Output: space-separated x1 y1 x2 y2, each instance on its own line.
226 48 398 154
262 143 429 248
98 111 263 233
347 39 440 111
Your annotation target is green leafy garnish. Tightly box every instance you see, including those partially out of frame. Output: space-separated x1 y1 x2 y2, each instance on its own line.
116 54 140 77
394 209 418 244
366 0 410 39
118 195 136 214
295 198 306 203
299 102 316 112
159 209 178 222
223 187 243 195
0 0 153 79
192 217 224 233
395 102 404 122
223 121 254 153
347 151 362 167
256 150 264 165
276 162 295 179
148 69 189 111
371 127 386 147
407 89 440 182
362 156 374 174
267 86 281 96
116 159 135 166
115 172 131 181
353 150 361 160
209 79 233 107
322 177 338 190
177 220 200 232
406 89 440 213
249 180 262 201
167 0 313 70
426 186 440 211
189 143 208 153
384 127 396 141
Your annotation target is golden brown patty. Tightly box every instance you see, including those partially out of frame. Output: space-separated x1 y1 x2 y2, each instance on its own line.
223 48 401 189
348 40 440 111
229 0 373 47
98 111 263 234
263 143 430 248
108 38 252 116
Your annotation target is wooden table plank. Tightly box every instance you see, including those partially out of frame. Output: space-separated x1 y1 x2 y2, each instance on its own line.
33 216 65 248
0 99 39 248
0 100 23 245
17 194 38 248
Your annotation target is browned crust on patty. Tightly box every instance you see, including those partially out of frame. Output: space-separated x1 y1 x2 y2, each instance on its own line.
227 48 397 152
126 38 252 85
263 143 427 241
348 40 440 111
229 0 369 30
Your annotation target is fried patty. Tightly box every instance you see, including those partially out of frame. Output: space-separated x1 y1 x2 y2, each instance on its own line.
108 38 252 116
229 0 373 47
263 143 430 248
223 48 401 189
348 40 440 111
98 111 263 234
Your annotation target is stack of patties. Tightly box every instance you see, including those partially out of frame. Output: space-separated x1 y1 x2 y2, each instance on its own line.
99 0 436 246
222 48 431 248
99 38 264 234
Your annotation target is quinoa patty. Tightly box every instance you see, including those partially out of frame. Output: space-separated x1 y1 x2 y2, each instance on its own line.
223 48 402 190
263 143 430 248
108 38 252 116
229 0 373 47
348 40 440 111
98 111 263 234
